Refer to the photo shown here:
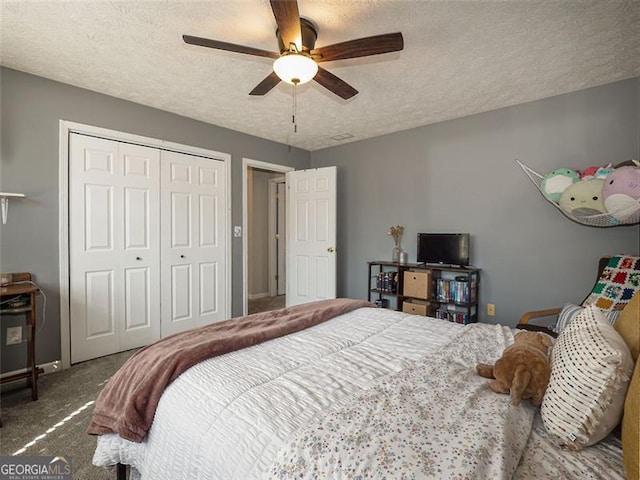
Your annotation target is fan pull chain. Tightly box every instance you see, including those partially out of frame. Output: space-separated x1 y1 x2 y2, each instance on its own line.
292 80 298 134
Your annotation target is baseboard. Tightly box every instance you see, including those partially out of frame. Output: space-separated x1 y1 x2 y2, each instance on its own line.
248 292 269 300
0 360 62 379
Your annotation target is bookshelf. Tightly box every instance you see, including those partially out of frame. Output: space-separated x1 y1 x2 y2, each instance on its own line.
367 261 480 324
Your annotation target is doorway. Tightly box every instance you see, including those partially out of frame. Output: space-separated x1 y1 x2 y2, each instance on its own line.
242 159 294 316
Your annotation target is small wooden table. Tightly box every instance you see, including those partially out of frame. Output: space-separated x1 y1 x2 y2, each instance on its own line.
0 273 41 401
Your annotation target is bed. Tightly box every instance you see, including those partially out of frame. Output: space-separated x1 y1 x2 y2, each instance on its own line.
89 297 637 480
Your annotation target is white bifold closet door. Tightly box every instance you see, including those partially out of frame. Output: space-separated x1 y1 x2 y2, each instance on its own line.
69 134 227 364
69 134 161 363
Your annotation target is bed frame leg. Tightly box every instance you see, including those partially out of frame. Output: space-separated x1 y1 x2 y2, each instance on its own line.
116 463 127 480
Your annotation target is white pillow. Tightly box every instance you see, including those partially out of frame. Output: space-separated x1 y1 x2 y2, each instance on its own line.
541 304 634 449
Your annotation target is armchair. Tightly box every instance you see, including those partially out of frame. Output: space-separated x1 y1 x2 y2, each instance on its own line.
518 256 626 335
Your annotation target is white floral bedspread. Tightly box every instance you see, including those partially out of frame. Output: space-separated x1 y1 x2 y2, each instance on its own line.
514 413 625 480
268 323 536 480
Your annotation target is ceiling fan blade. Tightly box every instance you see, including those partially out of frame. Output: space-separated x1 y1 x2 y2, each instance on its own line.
183 35 279 59
270 0 302 50
314 67 358 100
249 71 281 96
312 32 404 62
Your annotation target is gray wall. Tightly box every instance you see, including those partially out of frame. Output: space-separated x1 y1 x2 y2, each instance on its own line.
0 67 310 372
2 66 638 372
311 77 640 326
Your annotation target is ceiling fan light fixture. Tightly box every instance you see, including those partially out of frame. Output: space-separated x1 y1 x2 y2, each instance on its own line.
273 53 318 85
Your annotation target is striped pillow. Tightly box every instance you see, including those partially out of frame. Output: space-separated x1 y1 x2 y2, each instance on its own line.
541 305 634 449
553 303 583 333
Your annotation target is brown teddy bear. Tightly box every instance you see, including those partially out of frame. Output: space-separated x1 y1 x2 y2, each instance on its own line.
476 331 553 407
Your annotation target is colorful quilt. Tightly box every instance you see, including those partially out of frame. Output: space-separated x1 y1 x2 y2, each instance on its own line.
583 255 640 321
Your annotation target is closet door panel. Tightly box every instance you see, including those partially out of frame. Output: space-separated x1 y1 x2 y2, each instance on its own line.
171 193 192 247
85 184 113 251
70 134 160 363
161 151 227 336
171 264 193 322
124 266 151 330
124 188 149 249
199 262 218 315
118 142 161 351
84 270 115 338
193 160 226 325
199 195 217 246
70 136 122 362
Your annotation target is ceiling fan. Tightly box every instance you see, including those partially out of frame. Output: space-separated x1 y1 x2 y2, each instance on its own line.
183 0 404 100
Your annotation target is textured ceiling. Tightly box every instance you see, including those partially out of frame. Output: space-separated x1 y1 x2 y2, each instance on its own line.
2 1 639 151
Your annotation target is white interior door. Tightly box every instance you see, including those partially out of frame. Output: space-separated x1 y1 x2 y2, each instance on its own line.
286 167 337 306
69 134 160 363
160 150 227 336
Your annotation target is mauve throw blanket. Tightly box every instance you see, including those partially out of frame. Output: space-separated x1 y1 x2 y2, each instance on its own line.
87 298 371 442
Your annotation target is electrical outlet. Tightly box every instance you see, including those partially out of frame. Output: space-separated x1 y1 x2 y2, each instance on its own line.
487 303 496 316
233 226 242 237
7 326 22 345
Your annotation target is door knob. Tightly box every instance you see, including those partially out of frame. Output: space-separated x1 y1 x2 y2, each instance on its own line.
327 247 335 253
136 257 142 261
180 255 185 259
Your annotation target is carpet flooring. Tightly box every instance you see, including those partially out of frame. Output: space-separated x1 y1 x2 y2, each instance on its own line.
0 349 137 480
248 295 285 314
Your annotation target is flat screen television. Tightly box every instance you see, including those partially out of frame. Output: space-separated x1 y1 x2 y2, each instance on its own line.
417 233 470 267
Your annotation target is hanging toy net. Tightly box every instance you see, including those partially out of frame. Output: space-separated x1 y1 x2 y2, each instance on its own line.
516 160 640 228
